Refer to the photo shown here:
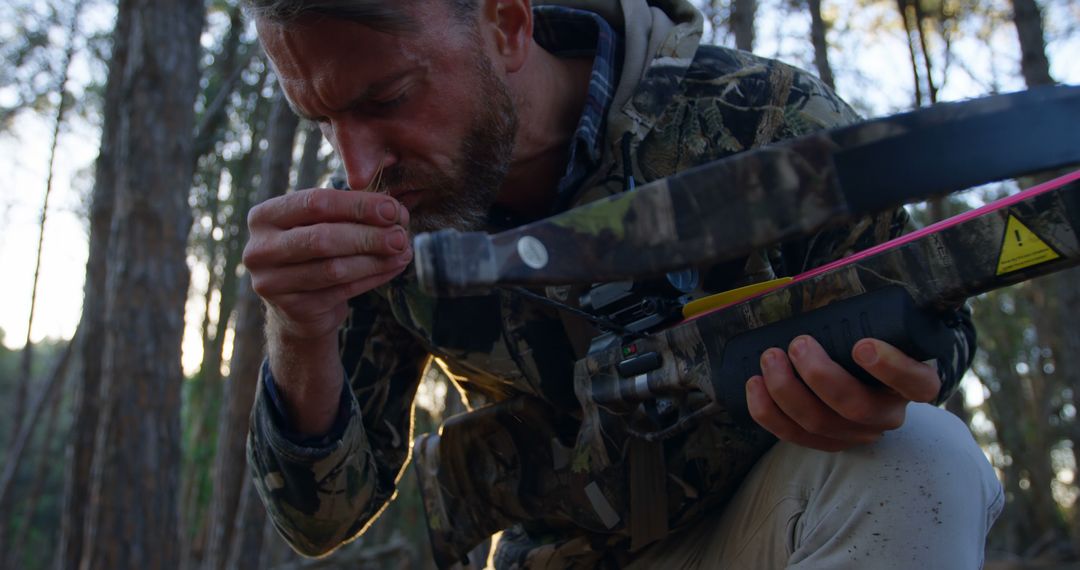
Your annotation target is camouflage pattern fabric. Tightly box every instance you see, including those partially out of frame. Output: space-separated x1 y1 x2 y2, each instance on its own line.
577 173 1080 486
416 86 1080 296
246 0 974 567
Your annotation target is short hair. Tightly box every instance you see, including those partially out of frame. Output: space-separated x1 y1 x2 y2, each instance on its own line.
242 0 479 32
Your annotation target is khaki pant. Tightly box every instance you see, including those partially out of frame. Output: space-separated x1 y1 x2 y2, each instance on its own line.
628 404 1004 569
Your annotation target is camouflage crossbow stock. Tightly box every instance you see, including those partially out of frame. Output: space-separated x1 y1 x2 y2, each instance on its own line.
411 85 1080 565
414 85 1080 418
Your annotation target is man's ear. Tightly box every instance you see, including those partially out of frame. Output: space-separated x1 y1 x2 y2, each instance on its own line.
481 0 532 73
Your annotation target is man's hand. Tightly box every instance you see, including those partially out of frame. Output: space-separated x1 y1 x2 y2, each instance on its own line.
244 188 412 341
745 336 941 452
242 188 412 435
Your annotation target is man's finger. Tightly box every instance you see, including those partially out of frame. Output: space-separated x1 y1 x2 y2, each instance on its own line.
251 250 414 296
248 188 407 229
270 264 410 320
246 223 409 267
788 336 907 429
853 339 941 403
761 346 890 439
746 376 855 452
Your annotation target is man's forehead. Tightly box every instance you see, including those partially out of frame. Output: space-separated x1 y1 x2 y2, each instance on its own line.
252 0 451 39
255 12 407 42
256 11 450 121
256 13 422 72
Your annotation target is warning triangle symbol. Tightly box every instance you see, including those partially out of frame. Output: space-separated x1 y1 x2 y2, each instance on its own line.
996 214 1061 275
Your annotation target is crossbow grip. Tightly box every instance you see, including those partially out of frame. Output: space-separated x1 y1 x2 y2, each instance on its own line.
713 286 958 424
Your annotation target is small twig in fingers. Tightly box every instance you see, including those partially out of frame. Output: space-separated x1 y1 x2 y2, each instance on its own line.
360 148 389 193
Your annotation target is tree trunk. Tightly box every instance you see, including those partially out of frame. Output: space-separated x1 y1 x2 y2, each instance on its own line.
911 0 938 104
225 475 269 570
897 0 924 107
181 67 274 570
806 0 835 90
730 0 756 51
77 1 205 568
1006 0 1079 555
1010 0 1054 88
202 89 300 570
56 1 131 563
1057 270 1080 553
975 287 1068 554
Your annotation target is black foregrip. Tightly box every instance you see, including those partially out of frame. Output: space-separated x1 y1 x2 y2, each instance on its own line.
713 286 957 423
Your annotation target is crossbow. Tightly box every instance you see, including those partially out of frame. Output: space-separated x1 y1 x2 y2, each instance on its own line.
414 85 1080 423
410 85 1080 567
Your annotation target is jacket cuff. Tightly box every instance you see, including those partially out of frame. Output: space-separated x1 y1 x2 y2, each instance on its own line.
258 359 356 453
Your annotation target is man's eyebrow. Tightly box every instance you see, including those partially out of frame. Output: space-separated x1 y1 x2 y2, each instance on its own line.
287 69 422 121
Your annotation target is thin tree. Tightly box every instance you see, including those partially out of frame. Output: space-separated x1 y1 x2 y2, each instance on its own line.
56 0 130 565
911 0 938 104
973 286 1070 557
1007 0 1080 556
10 0 86 447
6 363 68 569
202 87 300 570
807 0 836 90
730 0 757 51
180 63 274 569
1010 0 1053 87
896 0 926 107
76 0 206 567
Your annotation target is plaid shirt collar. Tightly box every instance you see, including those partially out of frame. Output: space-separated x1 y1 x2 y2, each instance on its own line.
488 5 620 228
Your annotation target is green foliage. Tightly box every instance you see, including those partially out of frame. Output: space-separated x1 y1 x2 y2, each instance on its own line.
0 0 107 134
0 331 66 441
969 279 1073 556
0 332 73 570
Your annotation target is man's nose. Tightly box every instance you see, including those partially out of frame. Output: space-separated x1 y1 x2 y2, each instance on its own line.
330 117 395 191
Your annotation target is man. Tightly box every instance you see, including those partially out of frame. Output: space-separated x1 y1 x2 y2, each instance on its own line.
241 0 1003 567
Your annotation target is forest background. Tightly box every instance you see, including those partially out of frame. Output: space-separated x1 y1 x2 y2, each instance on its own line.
1 0 1079 568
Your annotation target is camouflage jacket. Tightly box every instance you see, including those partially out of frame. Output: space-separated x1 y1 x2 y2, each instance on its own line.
247 0 974 567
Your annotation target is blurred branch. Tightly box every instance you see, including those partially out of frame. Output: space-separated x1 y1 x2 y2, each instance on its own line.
193 48 259 159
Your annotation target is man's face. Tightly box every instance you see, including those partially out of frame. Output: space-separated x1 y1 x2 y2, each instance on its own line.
258 3 518 233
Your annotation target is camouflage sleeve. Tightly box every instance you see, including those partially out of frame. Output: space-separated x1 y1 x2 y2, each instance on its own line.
770 65 975 402
247 292 428 556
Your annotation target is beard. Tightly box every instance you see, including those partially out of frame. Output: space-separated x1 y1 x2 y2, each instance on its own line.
382 44 518 235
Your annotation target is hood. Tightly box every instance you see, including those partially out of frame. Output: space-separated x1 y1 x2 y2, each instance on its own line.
535 0 704 146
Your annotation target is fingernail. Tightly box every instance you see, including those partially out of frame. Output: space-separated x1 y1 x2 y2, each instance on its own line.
745 376 759 394
790 337 807 358
855 342 878 365
378 201 398 223
387 227 407 251
761 351 776 373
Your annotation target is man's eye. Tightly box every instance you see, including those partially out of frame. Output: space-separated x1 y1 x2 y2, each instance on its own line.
374 91 410 110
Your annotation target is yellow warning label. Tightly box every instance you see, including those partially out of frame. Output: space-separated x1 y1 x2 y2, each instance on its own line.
996 215 1060 275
